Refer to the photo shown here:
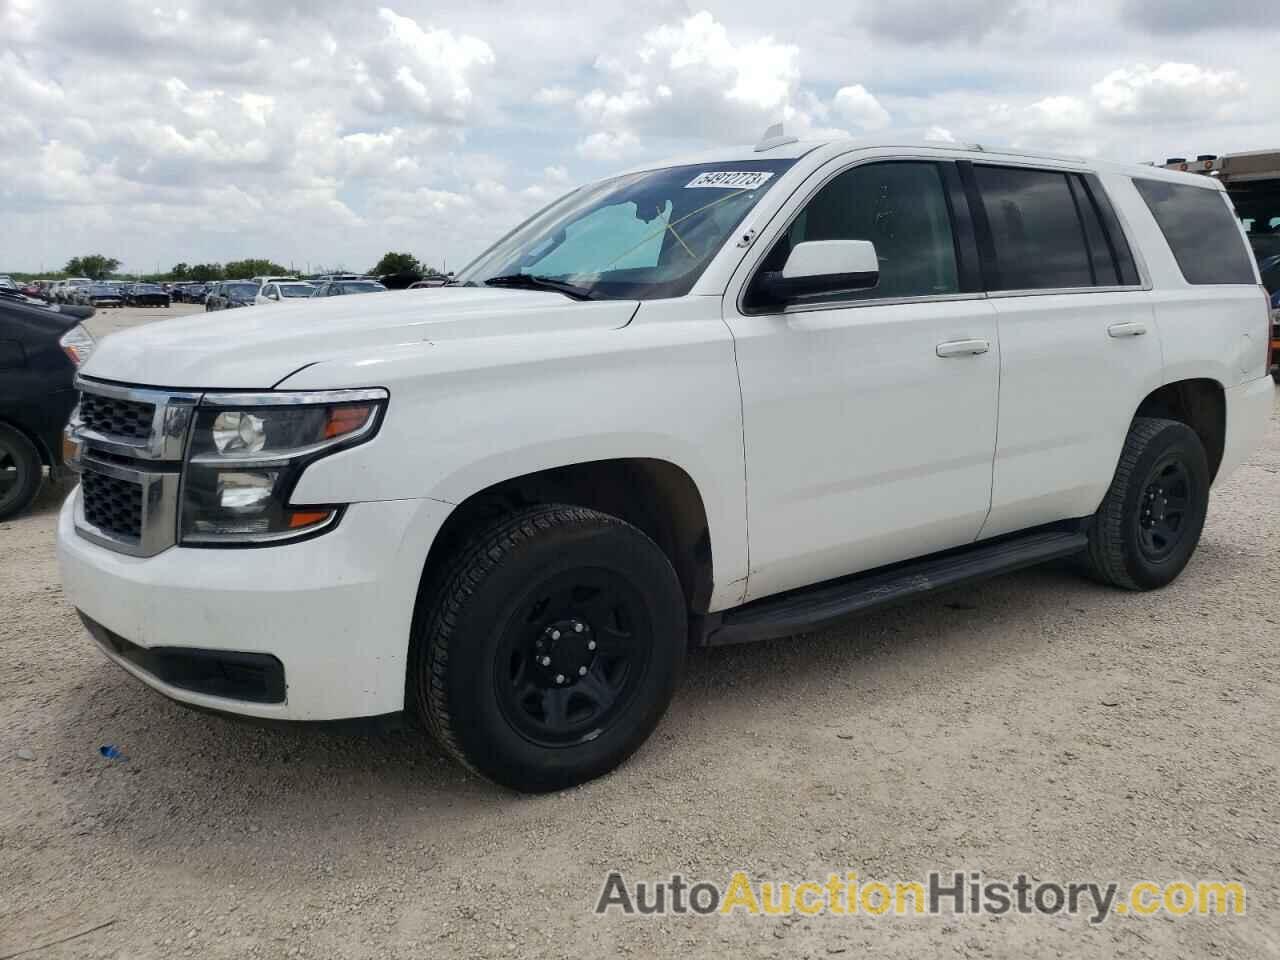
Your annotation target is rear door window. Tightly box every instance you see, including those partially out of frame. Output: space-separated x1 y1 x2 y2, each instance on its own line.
1133 179 1257 284
972 166 1094 290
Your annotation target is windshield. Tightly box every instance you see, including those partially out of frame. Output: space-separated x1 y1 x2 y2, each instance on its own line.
340 282 386 293
278 284 314 298
456 160 795 300
226 283 259 298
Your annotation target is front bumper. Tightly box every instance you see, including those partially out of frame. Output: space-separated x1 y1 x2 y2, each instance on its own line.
57 490 448 720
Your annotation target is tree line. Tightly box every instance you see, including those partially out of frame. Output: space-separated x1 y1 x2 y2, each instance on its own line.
2 252 448 284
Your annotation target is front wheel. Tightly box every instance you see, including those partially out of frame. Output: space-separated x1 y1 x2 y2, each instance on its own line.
1083 417 1210 590
0 424 42 521
412 505 686 792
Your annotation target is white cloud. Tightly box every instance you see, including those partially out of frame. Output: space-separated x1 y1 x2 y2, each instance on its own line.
642 11 798 112
533 85 576 106
358 7 496 122
237 93 275 126
1027 95 1091 132
1091 62 1247 120
577 130 639 161
831 85 891 131
0 1 1275 276
568 11 876 149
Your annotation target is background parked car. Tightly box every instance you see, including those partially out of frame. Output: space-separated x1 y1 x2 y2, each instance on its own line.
176 282 203 302
74 283 124 308
125 283 171 307
308 279 387 297
205 280 260 311
0 295 94 519
55 278 92 303
255 281 315 304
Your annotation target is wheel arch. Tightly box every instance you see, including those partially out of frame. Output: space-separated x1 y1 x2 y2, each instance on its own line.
0 414 53 468
1134 378 1226 481
417 457 716 619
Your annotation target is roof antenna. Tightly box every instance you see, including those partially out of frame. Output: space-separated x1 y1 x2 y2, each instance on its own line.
754 122 799 153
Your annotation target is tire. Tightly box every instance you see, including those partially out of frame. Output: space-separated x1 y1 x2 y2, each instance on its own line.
412 504 686 792
1083 417 1210 590
0 424 43 521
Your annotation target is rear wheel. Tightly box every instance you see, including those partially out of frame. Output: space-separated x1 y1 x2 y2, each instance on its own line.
1082 417 1210 590
0 424 42 521
412 504 686 792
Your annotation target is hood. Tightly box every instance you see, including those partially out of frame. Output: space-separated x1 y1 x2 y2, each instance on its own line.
81 287 640 389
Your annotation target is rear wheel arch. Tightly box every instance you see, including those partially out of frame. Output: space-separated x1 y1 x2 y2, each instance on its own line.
1134 378 1226 482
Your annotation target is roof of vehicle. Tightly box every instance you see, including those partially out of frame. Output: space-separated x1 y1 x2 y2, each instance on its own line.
617 136 1227 191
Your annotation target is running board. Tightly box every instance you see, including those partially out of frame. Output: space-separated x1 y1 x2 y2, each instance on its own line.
700 529 1088 647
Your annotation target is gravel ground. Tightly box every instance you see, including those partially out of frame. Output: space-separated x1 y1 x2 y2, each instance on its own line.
2 306 1277 958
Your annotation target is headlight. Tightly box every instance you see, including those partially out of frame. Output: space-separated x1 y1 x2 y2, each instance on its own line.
59 324 95 366
179 388 387 546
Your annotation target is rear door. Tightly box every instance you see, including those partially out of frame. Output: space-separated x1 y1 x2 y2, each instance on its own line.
963 162 1165 538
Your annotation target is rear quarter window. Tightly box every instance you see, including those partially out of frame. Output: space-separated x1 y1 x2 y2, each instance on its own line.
1133 178 1257 285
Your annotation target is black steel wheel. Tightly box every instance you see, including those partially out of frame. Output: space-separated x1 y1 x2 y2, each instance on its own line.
1084 417 1210 590
413 504 686 792
494 568 654 748
1135 455 1195 563
0 424 42 521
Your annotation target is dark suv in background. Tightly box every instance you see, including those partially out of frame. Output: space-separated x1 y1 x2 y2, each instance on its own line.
0 296 94 519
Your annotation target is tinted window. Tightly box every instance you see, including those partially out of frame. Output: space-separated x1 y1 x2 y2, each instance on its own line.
974 166 1094 290
751 161 960 306
1080 175 1141 286
1133 179 1257 285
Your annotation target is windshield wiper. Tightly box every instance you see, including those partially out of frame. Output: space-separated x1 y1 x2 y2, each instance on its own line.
483 274 599 301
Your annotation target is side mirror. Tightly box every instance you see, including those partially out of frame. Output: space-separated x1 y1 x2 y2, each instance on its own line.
761 240 879 303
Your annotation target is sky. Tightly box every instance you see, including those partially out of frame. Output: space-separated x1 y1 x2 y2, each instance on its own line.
0 0 1273 275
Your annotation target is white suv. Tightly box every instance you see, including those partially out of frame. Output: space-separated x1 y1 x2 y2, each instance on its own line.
58 137 1274 791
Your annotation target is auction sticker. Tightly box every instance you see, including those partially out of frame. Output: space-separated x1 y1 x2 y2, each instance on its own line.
685 171 774 189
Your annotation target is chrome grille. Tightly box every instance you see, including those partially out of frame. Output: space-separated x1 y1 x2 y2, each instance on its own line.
72 378 200 557
81 469 143 539
80 392 155 441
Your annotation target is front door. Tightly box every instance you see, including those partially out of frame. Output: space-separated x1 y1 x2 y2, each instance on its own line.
723 158 1001 602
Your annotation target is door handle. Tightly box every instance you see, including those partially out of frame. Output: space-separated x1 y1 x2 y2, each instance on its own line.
1108 321 1148 338
936 339 990 358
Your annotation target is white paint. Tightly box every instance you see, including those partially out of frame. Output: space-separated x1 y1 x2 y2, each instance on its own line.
59 137 1276 720
780 239 878 279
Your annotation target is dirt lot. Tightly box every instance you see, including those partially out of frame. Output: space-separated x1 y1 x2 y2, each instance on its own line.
2 306 1277 958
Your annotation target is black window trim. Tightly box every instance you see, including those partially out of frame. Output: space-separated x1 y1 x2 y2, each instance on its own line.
737 156 985 317
958 160 1149 298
